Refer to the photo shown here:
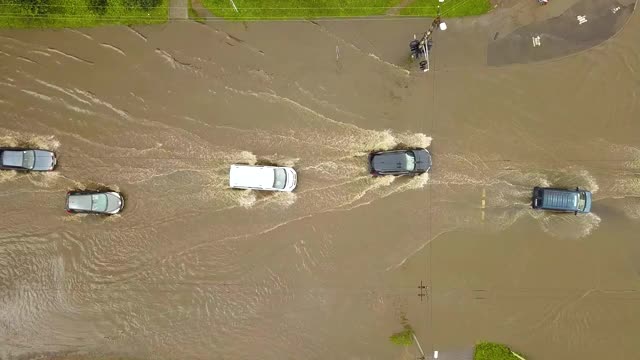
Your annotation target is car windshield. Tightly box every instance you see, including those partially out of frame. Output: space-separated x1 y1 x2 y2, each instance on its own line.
91 194 108 212
578 192 586 210
273 168 287 189
22 151 35 169
404 152 416 171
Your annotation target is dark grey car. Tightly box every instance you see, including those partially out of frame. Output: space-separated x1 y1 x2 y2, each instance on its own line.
0 148 57 171
66 191 124 215
369 148 432 176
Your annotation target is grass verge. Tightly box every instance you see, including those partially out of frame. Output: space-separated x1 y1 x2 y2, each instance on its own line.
0 0 492 27
201 0 401 19
0 0 167 28
400 0 492 17
474 342 526 360
389 325 414 345
202 0 491 19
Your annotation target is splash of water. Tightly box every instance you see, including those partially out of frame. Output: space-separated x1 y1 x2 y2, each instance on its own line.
336 175 396 210
256 155 298 168
68 182 120 193
227 150 257 165
0 170 18 184
610 177 640 198
236 190 257 209
607 142 640 169
393 133 432 149
539 212 601 239
0 130 60 150
223 86 430 153
302 157 368 181
59 213 88 222
27 172 62 188
257 192 298 209
21 89 52 102
548 168 599 194
617 197 640 219
104 214 123 222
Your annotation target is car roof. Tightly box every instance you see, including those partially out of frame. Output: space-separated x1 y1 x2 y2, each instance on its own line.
372 151 410 172
67 192 122 213
540 189 579 211
67 193 93 210
229 165 276 189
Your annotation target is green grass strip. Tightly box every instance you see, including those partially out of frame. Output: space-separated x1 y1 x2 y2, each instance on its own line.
474 342 527 360
0 0 167 28
0 0 493 29
401 0 491 17
202 0 491 19
201 0 402 19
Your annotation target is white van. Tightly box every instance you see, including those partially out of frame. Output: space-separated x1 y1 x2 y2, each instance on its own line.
229 164 297 192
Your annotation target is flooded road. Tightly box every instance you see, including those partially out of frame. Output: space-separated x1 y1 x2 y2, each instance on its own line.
1 1 640 359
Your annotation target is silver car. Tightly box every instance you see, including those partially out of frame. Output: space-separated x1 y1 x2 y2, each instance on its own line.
0 148 57 171
66 191 124 215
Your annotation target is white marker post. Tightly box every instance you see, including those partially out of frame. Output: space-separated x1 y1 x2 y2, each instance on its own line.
423 43 430 72
412 333 426 358
423 21 447 72
481 188 486 221
532 35 541 47
229 0 238 12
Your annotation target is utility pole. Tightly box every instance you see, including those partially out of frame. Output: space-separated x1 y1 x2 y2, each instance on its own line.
409 6 448 72
418 280 428 301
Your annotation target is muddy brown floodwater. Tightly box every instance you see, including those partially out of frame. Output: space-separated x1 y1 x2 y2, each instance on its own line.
1 0 640 359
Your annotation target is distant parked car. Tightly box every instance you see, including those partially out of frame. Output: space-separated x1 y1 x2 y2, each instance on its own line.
0 148 56 171
66 191 124 215
369 148 432 176
229 164 297 192
531 187 592 214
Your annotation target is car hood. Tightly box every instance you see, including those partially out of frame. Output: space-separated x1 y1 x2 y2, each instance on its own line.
284 168 297 191
105 192 124 213
581 191 592 213
33 150 56 170
413 149 432 172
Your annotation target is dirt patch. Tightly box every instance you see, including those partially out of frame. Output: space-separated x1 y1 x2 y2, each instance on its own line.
386 0 416 15
490 0 531 10
190 0 215 20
